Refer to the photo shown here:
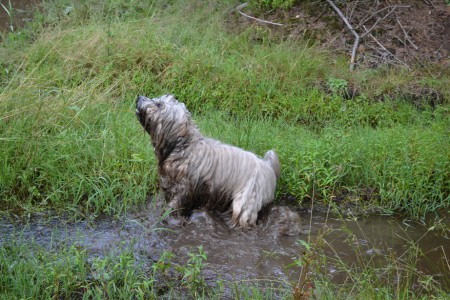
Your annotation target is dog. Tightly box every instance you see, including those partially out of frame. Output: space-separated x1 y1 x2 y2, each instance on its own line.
136 94 280 227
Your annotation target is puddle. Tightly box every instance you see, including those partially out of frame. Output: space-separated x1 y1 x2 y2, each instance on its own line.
1 200 449 292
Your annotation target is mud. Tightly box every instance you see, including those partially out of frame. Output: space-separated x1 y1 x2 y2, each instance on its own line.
0 0 39 32
1 200 449 292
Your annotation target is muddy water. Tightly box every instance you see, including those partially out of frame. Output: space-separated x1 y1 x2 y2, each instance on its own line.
1 201 449 292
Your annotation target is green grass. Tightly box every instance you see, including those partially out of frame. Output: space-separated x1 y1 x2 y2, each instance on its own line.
0 1 449 297
0 237 292 299
1 0 448 219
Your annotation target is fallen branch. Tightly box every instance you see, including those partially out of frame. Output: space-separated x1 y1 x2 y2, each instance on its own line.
236 2 283 27
358 5 410 28
396 19 419 50
325 0 359 70
360 5 399 38
363 25 411 70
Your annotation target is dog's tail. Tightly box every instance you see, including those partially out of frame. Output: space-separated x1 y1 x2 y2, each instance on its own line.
264 150 280 180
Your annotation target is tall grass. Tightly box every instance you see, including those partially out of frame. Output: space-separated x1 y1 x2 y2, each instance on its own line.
0 0 448 219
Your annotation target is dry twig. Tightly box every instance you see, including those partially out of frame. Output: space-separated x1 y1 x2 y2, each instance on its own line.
362 25 411 70
357 4 410 28
396 19 419 50
236 2 283 27
326 0 413 70
325 0 360 70
360 5 400 38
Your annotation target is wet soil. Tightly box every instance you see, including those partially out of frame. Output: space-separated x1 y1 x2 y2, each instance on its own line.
0 0 39 33
1 200 449 293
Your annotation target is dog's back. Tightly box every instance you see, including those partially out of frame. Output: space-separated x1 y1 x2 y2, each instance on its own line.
264 150 280 180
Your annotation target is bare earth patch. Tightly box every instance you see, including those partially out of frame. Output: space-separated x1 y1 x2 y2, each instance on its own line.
232 0 449 69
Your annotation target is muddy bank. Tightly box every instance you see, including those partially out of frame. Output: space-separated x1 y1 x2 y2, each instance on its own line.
0 0 39 32
1 200 449 294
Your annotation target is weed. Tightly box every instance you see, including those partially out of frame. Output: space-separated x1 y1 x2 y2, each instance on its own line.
179 246 208 297
251 0 296 10
152 250 175 277
327 77 348 97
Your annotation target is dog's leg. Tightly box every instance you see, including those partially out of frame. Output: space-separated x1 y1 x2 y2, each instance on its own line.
230 191 244 227
161 178 191 215
238 206 258 228
230 184 260 227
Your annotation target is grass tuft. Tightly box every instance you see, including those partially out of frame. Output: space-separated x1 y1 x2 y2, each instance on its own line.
0 0 448 219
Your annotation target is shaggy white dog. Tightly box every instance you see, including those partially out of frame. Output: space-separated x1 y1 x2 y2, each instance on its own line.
136 94 280 227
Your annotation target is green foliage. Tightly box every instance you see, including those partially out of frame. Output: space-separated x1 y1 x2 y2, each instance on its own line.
251 0 297 9
1 2 448 299
327 77 348 96
179 246 208 296
0 1 14 33
2 227 447 299
0 241 152 299
0 240 200 299
250 0 297 9
152 250 175 277
0 0 448 219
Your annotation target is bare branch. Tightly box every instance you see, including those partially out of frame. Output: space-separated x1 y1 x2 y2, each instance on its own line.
396 19 419 50
236 2 283 27
363 25 411 70
360 5 399 38
358 5 410 28
325 0 360 70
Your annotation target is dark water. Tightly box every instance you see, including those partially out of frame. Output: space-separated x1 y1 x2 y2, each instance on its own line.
0 0 39 32
1 200 449 293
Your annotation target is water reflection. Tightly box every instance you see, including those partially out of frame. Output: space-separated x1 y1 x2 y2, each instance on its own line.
0 201 448 290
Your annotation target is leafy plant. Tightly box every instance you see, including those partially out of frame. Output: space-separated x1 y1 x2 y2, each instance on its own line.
179 246 208 296
152 250 175 277
327 77 348 96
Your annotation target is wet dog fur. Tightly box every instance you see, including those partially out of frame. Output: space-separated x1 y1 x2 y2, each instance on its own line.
136 94 280 227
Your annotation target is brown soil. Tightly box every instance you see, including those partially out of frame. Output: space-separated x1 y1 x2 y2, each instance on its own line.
234 0 450 69
0 0 39 33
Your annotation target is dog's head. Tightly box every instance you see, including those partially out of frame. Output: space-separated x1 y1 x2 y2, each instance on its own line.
136 94 186 129
136 94 200 160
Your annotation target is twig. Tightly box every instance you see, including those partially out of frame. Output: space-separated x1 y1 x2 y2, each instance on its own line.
358 5 410 27
325 0 359 70
360 6 399 38
311 9 327 23
235 2 283 27
423 0 437 10
396 19 419 50
363 25 411 70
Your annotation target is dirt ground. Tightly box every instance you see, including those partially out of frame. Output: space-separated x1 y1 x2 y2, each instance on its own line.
234 0 450 69
2 1 449 69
